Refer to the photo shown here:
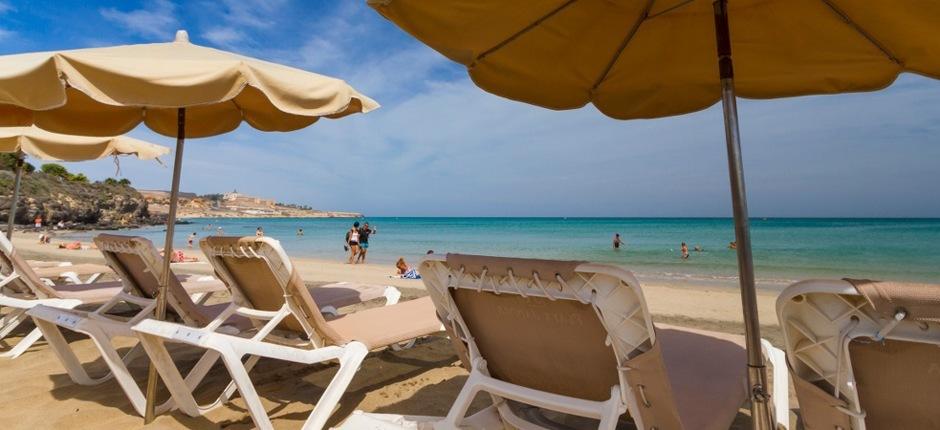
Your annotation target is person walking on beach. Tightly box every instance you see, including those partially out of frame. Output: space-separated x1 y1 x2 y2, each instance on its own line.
345 221 361 264
187 232 197 248
680 242 690 259
255 226 264 237
613 233 624 250
356 222 374 263
34 215 42 230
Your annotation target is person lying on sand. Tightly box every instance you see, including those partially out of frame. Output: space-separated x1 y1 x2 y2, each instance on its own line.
394 257 421 279
159 249 199 263
57 241 84 250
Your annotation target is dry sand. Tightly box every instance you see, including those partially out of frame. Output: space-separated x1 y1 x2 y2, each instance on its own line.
0 233 791 429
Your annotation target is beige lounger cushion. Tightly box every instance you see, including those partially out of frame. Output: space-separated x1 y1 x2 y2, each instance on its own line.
310 283 389 310
656 325 747 430
326 296 440 350
32 263 112 279
49 280 125 301
850 338 940 429
448 287 620 402
790 374 852 430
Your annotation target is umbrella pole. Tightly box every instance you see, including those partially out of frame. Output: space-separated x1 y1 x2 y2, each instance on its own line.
144 107 187 423
5 152 24 240
713 1 774 429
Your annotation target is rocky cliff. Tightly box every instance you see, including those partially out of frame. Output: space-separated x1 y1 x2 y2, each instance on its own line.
0 169 156 228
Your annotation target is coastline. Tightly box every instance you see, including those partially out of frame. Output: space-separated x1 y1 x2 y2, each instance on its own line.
9 233 783 331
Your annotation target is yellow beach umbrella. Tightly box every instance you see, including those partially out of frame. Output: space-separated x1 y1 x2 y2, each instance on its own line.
1 126 169 239
0 29 378 421
368 0 940 427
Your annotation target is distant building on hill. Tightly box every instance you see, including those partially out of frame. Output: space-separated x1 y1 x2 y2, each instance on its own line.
221 190 276 210
138 189 198 200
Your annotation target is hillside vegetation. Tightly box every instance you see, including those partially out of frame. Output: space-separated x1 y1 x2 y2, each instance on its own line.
0 158 155 228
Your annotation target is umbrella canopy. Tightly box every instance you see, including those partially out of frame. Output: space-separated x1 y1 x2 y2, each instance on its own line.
1 126 169 239
369 0 940 119
0 126 168 161
0 30 377 137
0 29 378 422
369 1 940 428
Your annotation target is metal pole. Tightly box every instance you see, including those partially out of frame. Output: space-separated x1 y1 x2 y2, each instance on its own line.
143 107 186 423
712 1 774 429
6 152 24 240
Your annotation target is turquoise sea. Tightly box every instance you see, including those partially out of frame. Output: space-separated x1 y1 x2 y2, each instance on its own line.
68 217 940 290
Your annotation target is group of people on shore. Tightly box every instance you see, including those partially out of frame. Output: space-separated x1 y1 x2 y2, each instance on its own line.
345 221 375 264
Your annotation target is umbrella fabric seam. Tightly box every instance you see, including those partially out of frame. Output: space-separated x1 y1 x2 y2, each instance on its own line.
590 0 656 93
819 0 902 66
472 0 578 67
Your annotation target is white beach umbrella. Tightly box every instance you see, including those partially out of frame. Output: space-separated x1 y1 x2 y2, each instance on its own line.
1 126 169 239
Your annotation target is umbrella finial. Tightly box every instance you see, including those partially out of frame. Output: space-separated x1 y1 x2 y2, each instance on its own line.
174 30 190 43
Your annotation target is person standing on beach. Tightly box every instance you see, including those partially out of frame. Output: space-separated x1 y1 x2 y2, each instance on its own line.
187 232 197 248
345 221 361 264
356 222 374 263
613 233 624 250
34 215 42 230
680 242 690 259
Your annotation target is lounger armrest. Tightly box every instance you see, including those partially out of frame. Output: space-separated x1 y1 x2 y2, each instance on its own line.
762 339 790 429
0 295 82 310
234 307 285 320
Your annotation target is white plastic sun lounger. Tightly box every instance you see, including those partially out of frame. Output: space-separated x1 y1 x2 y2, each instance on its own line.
778 279 940 430
342 254 790 430
27 234 403 418
0 233 122 358
132 236 443 430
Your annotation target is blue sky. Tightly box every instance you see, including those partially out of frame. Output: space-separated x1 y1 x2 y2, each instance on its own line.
1 0 938 217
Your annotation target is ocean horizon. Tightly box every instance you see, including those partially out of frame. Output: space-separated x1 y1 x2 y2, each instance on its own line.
63 216 940 290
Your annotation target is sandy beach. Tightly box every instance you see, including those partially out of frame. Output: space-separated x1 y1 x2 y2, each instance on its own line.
0 233 790 429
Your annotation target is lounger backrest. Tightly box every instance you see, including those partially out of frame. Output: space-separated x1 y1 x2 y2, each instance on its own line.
420 254 659 404
0 233 57 297
200 236 343 347
94 234 209 326
777 279 940 429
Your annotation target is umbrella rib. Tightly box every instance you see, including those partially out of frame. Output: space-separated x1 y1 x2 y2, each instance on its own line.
473 0 578 66
589 0 656 93
819 0 901 66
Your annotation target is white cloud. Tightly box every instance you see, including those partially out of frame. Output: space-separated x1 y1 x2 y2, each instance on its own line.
100 0 178 40
202 26 244 47
214 0 287 29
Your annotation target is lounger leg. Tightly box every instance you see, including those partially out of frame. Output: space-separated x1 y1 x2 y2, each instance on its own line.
33 318 109 385
137 331 229 417
597 387 623 430
0 326 42 358
0 308 28 339
302 342 369 430
218 346 277 430
441 368 485 428
762 339 790 430
82 325 149 416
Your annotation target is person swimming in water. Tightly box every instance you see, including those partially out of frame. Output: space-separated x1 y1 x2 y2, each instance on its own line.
613 233 624 250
